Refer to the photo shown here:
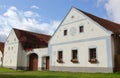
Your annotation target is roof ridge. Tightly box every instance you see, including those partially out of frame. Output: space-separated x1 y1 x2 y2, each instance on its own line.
13 28 51 37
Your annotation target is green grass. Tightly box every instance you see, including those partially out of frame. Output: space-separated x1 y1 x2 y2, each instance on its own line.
0 67 120 78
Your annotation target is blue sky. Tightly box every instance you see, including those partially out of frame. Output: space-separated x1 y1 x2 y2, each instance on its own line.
0 0 107 21
0 0 120 42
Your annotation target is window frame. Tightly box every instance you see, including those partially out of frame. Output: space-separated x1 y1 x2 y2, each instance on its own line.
57 51 64 63
79 26 84 33
58 51 63 60
71 49 79 63
89 48 98 63
64 29 67 36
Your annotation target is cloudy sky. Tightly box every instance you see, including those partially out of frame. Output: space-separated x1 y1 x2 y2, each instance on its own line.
0 0 120 42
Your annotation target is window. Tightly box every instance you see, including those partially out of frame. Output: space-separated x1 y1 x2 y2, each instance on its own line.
14 38 16 41
89 48 98 63
7 40 9 43
64 30 67 36
72 50 77 59
11 47 13 50
57 51 63 63
71 50 78 63
8 47 10 50
79 26 84 33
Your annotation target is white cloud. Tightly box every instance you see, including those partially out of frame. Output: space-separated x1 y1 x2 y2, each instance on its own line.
0 6 60 42
105 0 120 23
23 11 40 17
97 0 120 23
31 5 39 9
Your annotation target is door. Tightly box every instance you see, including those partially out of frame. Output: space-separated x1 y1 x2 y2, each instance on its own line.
114 55 120 72
46 56 49 70
29 53 38 71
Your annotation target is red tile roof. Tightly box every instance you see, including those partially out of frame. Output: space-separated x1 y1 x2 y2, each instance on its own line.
0 42 4 53
13 28 51 49
76 8 120 34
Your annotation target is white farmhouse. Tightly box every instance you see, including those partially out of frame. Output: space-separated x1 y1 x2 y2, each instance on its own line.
2 7 120 73
49 7 120 73
3 28 51 71
0 42 4 66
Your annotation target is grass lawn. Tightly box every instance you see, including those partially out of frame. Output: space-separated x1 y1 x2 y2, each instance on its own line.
0 67 120 78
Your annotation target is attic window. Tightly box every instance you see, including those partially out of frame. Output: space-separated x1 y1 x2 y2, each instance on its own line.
79 26 84 33
71 16 74 18
14 38 16 41
64 30 67 36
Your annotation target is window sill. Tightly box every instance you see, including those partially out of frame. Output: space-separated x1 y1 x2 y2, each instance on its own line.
57 59 64 63
71 59 79 63
88 58 98 63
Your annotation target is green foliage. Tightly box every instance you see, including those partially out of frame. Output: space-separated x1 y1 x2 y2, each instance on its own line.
0 67 120 78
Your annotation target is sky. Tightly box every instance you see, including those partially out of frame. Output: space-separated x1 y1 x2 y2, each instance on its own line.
0 0 120 42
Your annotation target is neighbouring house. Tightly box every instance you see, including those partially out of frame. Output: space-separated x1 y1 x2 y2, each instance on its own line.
0 42 4 66
49 7 120 73
3 28 51 71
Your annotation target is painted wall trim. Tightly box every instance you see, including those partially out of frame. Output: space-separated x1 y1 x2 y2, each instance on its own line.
50 36 110 46
50 66 113 73
106 37 113 67
61 18 87 26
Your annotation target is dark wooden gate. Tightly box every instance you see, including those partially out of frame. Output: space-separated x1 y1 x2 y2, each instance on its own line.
46 56 49 70
29 53 38 71
114 55 120 72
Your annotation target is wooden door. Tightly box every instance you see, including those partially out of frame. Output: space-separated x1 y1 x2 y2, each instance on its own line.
46 56 49 70
114 55 120 72
29 53 38 71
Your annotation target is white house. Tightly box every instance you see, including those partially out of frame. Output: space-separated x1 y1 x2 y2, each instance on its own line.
3 28 51 71
49 7 120 73
0 42 4 66
2 7 120 73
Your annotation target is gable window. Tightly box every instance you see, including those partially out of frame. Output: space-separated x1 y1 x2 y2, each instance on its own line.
89 48 98 63
57 51 63 63
64 30 67 36
71 50 78 63
8 47 10 50
79 26 84 33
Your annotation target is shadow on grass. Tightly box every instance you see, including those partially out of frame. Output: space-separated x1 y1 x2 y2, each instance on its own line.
0 74 75 78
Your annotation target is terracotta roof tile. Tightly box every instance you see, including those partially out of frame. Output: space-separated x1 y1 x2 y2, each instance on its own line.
0 42 4 53
13 28 51 49
76 8 120 34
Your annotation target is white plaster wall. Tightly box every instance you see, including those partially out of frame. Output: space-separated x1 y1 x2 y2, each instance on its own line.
49 8 112 68
0 51 2 66
50 8 111 44
51 39 108 67
17 43 27 67
61 8 85 26
3 30 19 69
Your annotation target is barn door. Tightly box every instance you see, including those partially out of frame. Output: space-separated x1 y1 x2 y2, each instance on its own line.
29 53 38 71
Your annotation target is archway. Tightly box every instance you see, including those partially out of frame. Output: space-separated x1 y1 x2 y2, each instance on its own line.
29 53 38 71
